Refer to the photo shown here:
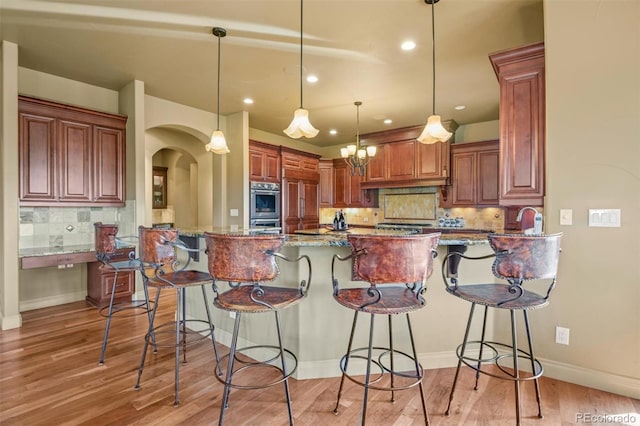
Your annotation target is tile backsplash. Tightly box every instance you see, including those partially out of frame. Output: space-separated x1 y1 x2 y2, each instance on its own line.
19 201 136 249
319 187 506 231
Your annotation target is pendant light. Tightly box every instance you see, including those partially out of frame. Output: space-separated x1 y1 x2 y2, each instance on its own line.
283 0 318 139
205 27 230 154
417 0 452 144
341 101 376 176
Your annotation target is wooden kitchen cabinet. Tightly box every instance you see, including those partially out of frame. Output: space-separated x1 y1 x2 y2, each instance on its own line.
360 125 452 189
249 140 280 183
450 140 499 206
490 42 545 206
86 247 136 308
332 159 378 208
318 160 333 207
281 147 320 233
18 95 127 207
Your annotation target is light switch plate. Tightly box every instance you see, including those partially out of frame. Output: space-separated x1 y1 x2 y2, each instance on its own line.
230 208 239 217
560 209 572 225
588 209 621 227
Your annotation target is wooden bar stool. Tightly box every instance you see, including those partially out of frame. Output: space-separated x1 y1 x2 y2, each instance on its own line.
134 226 222 407
441 233 562 425
204 232 312 426
93 222 151 365
331 233 441 425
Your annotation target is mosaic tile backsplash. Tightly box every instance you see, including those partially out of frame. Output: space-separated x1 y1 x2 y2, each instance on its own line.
19 201 136 249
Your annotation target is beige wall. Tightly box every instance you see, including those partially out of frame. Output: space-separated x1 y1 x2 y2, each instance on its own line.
532 0 639 395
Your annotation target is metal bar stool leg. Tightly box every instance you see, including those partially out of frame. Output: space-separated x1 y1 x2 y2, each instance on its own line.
174 288 184 407
474 306 489 390
388 315 396 404
274 310 294 425
135 288 162 391
361 313 376 425
406 313 430 425
219 312 241 425
510 309 522 426
445 303 477 416
142 281 158 353
200 285 223 376
333 311 359 414
98 274 120 365
523 310 543 419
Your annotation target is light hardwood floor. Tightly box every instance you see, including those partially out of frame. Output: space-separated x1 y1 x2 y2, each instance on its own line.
1 291 638 426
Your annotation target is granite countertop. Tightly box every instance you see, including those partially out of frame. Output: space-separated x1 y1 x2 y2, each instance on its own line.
19 242 136 258
19 226 489 258
286 228 490 247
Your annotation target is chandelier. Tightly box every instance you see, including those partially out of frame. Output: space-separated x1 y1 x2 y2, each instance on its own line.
341 101 376 176
417 0 452 144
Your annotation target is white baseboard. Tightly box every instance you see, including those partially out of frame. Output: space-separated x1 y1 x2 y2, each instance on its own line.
19 291 86 312
540 357 640 400
0 312 23 330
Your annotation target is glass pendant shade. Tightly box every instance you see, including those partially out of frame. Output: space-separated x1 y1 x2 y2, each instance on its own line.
283 108 319 138
417 114 452 144
206 130 230 154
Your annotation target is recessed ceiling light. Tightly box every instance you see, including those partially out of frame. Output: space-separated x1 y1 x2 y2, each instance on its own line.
454 105 466 110
384 119 393 125
243 98 254 105
401 40 416 51
306 75 318 83
329 129 337 135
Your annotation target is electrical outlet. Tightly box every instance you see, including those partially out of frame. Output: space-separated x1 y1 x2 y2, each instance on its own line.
555 326 570 345
229 311 236 319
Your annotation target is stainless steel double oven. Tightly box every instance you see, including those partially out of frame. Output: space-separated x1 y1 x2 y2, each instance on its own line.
250 181 281 232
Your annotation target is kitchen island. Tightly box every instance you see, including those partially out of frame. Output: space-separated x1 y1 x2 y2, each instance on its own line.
180 227 497 379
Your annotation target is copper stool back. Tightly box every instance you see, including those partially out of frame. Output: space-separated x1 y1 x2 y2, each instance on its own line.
204 232 311 426
93 222 148 365
442 233 562 424
331 232 441 425
134 226 221 407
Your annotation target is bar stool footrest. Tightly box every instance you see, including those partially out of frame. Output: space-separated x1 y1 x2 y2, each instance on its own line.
145 319 214 349
339 346 425 392
215 344 298 390
99 299 154 319
456 340 544 382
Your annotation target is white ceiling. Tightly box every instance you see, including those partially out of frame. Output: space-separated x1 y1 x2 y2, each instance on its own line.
0 0 544 147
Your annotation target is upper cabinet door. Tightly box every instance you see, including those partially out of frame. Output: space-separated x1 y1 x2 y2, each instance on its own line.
93 125 125 204
387 141 416 181
58 119 92 203
19 112 57 203
490 42 545 206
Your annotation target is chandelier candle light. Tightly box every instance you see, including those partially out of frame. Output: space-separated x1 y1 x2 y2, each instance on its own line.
417 0 452 144
206 27 230 154
283 0 318 139
341 101 376 176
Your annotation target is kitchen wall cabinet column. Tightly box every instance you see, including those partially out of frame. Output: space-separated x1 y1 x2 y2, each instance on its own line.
281 148 320 233
490 42 545 206
18 95 127 207
318 160 333 207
